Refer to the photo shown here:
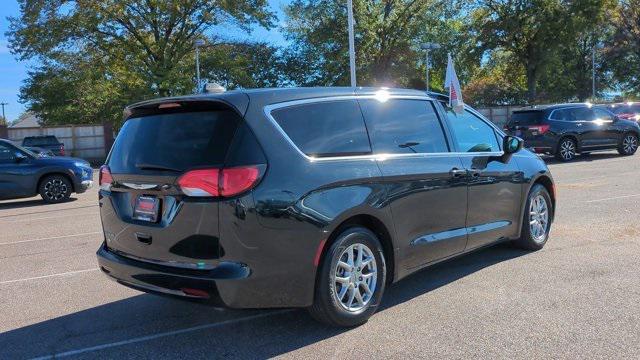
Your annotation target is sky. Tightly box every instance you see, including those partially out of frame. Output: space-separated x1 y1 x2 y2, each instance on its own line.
0 0 289 123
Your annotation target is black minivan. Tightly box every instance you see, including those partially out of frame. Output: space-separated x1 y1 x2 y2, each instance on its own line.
97 88 555 327
505 103 640 161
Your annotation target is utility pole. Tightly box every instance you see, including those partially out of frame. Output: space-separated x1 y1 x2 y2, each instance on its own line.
420 43 441 92
195 39 205 93
347 0 357 87
0 102 7 122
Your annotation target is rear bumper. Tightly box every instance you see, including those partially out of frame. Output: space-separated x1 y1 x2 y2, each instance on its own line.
96 243 251 307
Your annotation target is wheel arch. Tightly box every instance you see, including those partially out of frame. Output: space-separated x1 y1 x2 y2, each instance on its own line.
318 214 396 285
533 175 556 213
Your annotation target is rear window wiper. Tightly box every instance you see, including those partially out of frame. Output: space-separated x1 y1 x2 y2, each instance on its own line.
135 163 182 172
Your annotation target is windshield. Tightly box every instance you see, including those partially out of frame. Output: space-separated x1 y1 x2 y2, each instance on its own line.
10 142 38 158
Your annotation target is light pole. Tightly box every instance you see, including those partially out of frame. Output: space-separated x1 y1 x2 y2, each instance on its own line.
420 43 441 92
195 39 205 93
347 0 356 87
592 45 596 99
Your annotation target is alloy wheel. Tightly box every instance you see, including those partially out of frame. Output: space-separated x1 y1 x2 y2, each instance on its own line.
529 194 549 243
44 179 68 201
332 243 377 312
559 140 576 161
623 135 638 154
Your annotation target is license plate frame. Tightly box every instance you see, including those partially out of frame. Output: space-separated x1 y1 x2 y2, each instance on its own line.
133 195 160 223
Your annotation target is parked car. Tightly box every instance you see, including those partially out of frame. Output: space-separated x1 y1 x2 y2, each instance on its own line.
24 146 55 158
504 103 640 161
22 135 65 156
97 87 556 327
0 139 93 203
598 102 640 123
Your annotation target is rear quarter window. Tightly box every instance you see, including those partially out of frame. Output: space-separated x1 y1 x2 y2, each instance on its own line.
270 100 372 157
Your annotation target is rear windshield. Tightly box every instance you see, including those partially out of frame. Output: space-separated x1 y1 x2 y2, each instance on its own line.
108 111 239 173
23 136 58 146
509 111 545 126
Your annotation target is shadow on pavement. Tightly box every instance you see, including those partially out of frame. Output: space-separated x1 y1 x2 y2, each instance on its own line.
541 152 624 165
0 243 528 359
0 197 79 211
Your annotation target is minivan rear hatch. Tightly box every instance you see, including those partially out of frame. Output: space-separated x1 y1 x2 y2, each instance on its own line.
100 100 263 269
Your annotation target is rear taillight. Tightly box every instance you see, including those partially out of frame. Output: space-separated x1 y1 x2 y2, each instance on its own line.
99 165 113 191
177 169 220 197
60 144 65 156
530 124 550 134
177 166 261 198
221 167 260 197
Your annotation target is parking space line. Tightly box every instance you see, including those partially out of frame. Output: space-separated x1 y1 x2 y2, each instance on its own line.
0 212 99 223
586 193 640 203
0 268 99 285
0 232 102 246
31 309 295 359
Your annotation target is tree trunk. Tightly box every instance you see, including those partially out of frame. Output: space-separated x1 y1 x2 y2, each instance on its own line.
526 65 538 103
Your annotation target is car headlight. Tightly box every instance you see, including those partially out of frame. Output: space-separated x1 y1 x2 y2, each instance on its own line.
74 161 90 167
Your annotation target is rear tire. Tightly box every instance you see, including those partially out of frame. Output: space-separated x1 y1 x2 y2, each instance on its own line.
308 227 386 327
618 133 638 156
555 137 577 162
514 184 553 251
39 175 72 203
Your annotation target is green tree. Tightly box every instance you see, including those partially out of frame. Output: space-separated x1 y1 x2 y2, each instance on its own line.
472 0 613 103
603 0 640 97
463 50 528 106
198 41 293 89
282 0 476 89
7 0 275 126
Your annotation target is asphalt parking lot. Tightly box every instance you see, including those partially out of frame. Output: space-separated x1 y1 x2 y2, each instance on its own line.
1 152 639 359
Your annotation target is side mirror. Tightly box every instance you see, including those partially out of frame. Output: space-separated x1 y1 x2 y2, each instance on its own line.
503 135 524 154
14 153 27 163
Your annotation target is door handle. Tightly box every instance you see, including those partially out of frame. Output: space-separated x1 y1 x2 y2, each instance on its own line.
449 168 467 178
576 123 583 126
469 169 481 178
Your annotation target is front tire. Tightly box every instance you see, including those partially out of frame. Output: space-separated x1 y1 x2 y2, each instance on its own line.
39 175 72 203
308 227 387 327
514 184 553 250
618 133 638 156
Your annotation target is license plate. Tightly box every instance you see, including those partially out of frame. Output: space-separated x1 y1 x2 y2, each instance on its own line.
133 196 160 223
531 130 539 136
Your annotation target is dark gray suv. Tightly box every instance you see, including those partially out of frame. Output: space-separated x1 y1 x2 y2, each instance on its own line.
97 87 555 327
505 103 640 161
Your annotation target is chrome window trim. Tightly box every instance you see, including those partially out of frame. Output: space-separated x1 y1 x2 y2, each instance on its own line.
263 95 504 162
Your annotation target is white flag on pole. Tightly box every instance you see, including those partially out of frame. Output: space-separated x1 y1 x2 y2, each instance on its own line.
444 53 464 113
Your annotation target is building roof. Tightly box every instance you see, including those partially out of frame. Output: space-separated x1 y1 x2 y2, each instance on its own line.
9 112 41 128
